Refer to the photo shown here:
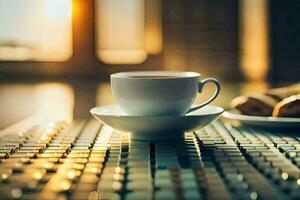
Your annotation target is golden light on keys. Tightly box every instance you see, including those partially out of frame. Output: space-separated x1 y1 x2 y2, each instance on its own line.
28 181 38 189
72 163 85 170
112 181 122 190
88 191 99 200
40 135 48 140
11 188 22 199
45 127 58 135
74 158 88 164
0 168 12 182
60 180 71 191
67 170 76 179
281 172 289 180
113 174 124 181
66 170 81 180
239 0 269 81
115 167 125 174
33 172 42 180
1 173 8 181
43 162 53 170
91 167 99 173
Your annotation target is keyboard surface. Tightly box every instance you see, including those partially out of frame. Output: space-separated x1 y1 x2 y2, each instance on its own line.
0 119 300 200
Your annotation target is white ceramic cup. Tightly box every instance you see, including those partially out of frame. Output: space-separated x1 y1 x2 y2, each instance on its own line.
111 71 220 116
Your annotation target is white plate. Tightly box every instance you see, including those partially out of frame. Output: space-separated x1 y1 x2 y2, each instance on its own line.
223 110 300 128
90 105 224 140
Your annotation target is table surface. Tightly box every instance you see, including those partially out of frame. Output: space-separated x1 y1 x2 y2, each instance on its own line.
0 80 272 130
0 80 300 200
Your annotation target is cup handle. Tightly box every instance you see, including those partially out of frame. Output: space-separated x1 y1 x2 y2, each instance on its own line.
186 78 221 114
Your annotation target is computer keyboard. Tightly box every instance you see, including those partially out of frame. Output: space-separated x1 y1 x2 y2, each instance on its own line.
0 119 299 200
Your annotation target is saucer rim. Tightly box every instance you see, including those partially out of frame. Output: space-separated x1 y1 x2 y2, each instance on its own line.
90 104 224 119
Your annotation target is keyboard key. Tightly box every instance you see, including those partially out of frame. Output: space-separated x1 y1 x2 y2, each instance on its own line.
75 183 97 192
98 192 120 200
22 191 58 200
127 173 151 181
155 190 176 200
44 176 73 193
0 168 12 182
79 174 99 184
183 190 202 200
98 180 122 192
155 178 172 189
125 192 151 200
2 119 300 200
126 180 152 191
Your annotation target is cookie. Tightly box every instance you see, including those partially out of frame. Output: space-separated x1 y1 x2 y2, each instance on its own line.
231 93 279 116
272 94 300 117
266 84 300 101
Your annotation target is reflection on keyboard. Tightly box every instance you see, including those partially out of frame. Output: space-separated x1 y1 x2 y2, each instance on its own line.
0 119 299 199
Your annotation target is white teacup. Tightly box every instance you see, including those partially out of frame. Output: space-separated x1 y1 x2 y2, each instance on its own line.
111 71 220 116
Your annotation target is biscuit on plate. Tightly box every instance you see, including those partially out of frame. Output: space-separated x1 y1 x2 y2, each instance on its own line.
231 93 279 116
272 94 300 118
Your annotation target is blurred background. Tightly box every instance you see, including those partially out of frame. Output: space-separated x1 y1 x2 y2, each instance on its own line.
0 0 299 82
0 0 299 128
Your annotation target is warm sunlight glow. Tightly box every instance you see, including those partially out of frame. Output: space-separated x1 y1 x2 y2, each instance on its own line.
45 0 72 22
240 0 269 81
0 0 72 61
163 52 187 71
145 0 163 54
96 83 116 106
241 81 270 95
95 0 147 64
98 50 147 65
33 83 74 122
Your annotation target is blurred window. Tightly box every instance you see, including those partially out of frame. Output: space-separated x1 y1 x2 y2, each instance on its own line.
0 0 73 61
94 0 147 64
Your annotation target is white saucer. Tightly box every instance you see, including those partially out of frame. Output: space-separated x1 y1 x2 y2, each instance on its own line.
223 110 300 128
90 105 224 140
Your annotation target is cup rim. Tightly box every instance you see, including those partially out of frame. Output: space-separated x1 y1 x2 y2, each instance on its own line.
111 71 200 79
